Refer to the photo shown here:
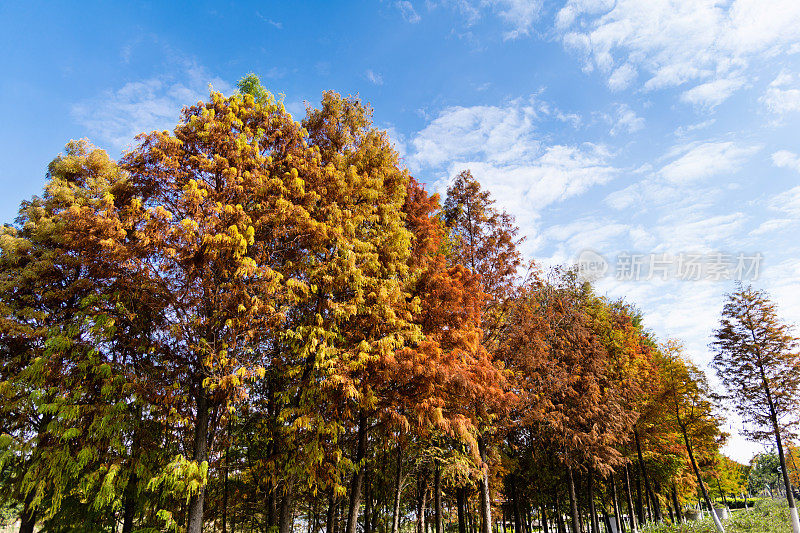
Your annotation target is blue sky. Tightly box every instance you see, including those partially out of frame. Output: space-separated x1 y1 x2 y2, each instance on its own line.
3 0 800 462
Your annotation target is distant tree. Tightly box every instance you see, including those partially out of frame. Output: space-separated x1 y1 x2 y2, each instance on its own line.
712 285 800 533
748 452 782 497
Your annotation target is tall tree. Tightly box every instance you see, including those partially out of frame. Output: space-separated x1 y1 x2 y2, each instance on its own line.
660 340 726 533
442 170 523 533
712 285 800 533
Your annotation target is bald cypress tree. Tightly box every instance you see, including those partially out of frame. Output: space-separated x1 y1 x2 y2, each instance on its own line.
712 285 800 533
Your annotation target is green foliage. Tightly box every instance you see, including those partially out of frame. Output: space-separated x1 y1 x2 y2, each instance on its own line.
642 499 792 533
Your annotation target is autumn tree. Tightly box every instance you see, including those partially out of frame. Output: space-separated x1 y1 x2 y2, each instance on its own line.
712 284 800 533
660 340 726 533
442 170 522 533
0 141 156 532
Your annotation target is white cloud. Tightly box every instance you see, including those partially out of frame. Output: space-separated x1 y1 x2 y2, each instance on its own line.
607 63 637 91
761 72 800 114
365 69 384 85
680 77 745 108
397 1 421 23
674 119 716 137
407 99 616 257
770 186 800 217
750 218 796 236
409 101 539 168
557 0 800 104
71 62 232 152
491 0 543 40
659 142 759 184
609 103 644 136
771 150 800 173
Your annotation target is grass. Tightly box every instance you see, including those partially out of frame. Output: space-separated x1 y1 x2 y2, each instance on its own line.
641 499 792 533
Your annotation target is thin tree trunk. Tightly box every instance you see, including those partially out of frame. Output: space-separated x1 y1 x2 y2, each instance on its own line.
417 473 429 533
346 413 369 533
634 429 661 523
223 440 230 533
610 474 624 533
327 488 337 533
541 505 550 533
671 483 682 524
678 417 724 533
623 464 639 533
364 468 372 533
392 444 403 533
566 465 581 533
478 436 493 533
587 470 599 533
555 494 567 533
187 383 211 533
435 461 443 533
715 477 728 507
631 462 643 526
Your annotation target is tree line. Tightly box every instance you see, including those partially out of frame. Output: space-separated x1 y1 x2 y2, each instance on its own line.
1 75 799 533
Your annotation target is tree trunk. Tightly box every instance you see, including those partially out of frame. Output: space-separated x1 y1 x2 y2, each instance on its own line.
511 476 523 533
566 465 581 533
435 461 443 533
610 474 624 533
121 469 139 533
623 464 639 533
223 442 230 533
555 494 567 533
478 436 493 533
346 413 369 533
18 489 37 533
457 487 467 533
541 505 550 533
279 477 296 533
678 417 724 533
327 488 337 533
671 483 682 524
392 444 403 533
364 468 372 533
417 472 429 533
714 478 727 507
587 470 599 533
633 428 661 523
187 383 211 533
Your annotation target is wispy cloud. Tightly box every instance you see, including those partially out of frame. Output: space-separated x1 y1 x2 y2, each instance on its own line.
609 103 644 136
365 69 384 85
71 61 233 153
659 142 760 184
772 150 800 173
396 1 421 23
256 12 283 29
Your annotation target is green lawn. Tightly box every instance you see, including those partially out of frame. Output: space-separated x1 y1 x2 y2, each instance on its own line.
642 500 792 533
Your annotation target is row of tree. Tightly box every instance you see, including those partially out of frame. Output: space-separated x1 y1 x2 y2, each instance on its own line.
1 75 799 533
